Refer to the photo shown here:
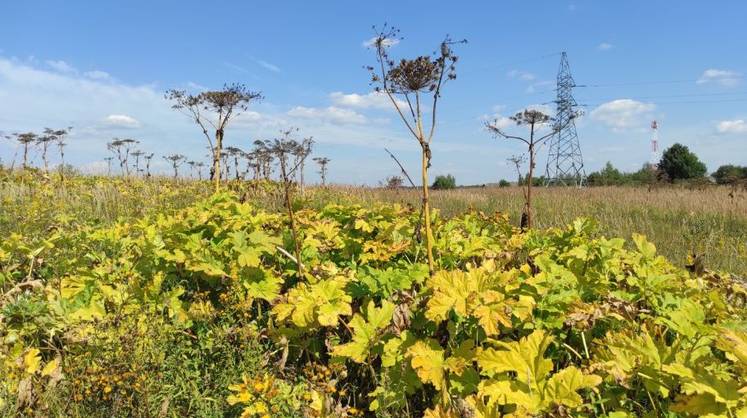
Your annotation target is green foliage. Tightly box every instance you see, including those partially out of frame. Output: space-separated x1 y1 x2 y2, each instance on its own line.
586 161 658 186
659 143 708 181
1 183 746 417
498 179 511 188
712 164 747 184
432 174 456 190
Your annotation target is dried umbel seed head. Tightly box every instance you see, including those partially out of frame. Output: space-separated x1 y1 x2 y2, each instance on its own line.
387 56 441 93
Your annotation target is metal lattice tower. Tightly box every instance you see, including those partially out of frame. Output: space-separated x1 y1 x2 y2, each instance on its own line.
544 52 585 186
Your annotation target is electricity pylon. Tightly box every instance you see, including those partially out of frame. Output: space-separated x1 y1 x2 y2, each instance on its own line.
545 52 585 186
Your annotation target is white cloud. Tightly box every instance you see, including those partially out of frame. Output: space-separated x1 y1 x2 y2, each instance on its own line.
597 42 613 51
46 60 77 74
224 62 251 74
524 103 554 115
186 81 208 91
287 106 367 125
104 114 140 128
362 37 400 48
507 69 536 81
255 59 280 73
697 69 742 87
483 104 554 131
84 70 111 80
590 99 655 131
0 55 417 183
329 91 407 110
716 119 747 134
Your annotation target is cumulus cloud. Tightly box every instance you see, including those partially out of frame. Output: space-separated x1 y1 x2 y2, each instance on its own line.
0 55 432 183
287 106 367 125
483 104 554 131
597 42 613 51
362 37 399 48
104 114 140 128
716 119 747 134
697 69 742 87
590 99 655 131
329 91 407 110
186 81 208 91
84 70 111 80
46 60 77 74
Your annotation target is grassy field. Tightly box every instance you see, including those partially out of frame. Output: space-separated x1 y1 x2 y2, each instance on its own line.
317 185 747 274
2 174 745 274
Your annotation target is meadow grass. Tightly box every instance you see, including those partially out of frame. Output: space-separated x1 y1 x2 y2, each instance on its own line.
311 184 747 274
1 172 745 274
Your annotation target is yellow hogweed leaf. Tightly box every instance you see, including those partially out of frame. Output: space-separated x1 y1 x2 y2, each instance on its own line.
236 247 261 268
477 330 553 386
23 348 41 375
680 373 741 408
670 393 727 417
465 395 501 418
425 266 515 336
354 218 373 233
716 328 747 373
332 300 395 363
473 291 512 336
41 357 60 377
426 270 473 321
444 340 476 375
632 233 657 259
477 379 535 410
381 331 416 368
543 366 602 409
423 404 459 418
408 339 446 390
272 276 351 328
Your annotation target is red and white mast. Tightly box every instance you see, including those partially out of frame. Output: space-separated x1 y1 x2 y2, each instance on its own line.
650 120 660 166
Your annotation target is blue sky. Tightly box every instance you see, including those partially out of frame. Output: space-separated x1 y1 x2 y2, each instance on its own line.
0 0 745 184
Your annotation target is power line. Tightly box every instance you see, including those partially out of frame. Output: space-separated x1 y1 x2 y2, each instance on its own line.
577 79 699 88
578 97 747 107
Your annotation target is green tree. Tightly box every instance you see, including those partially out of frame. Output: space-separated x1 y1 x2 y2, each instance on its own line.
586 162 624 186
658 143 707 181
432 174 456 189
712 164 746 184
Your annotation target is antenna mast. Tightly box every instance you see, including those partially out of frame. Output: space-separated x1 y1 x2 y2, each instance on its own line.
545 51 585 186
650 120 660 167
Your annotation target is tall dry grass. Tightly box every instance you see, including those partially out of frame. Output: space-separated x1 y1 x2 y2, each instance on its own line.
309 185 747 274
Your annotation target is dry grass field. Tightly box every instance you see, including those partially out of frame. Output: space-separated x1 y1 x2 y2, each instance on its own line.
313 184 747 274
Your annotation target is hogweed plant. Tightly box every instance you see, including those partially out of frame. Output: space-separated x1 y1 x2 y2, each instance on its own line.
487 109 575 229
48 127 71 181
12 132 37 170
313 156 331 186
165 83 262 192
163 154 186 179
107 138 139 176
294 137 314 194
367 24 466 276
130 150 145 177
264 129 313 279
143 153 154 178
